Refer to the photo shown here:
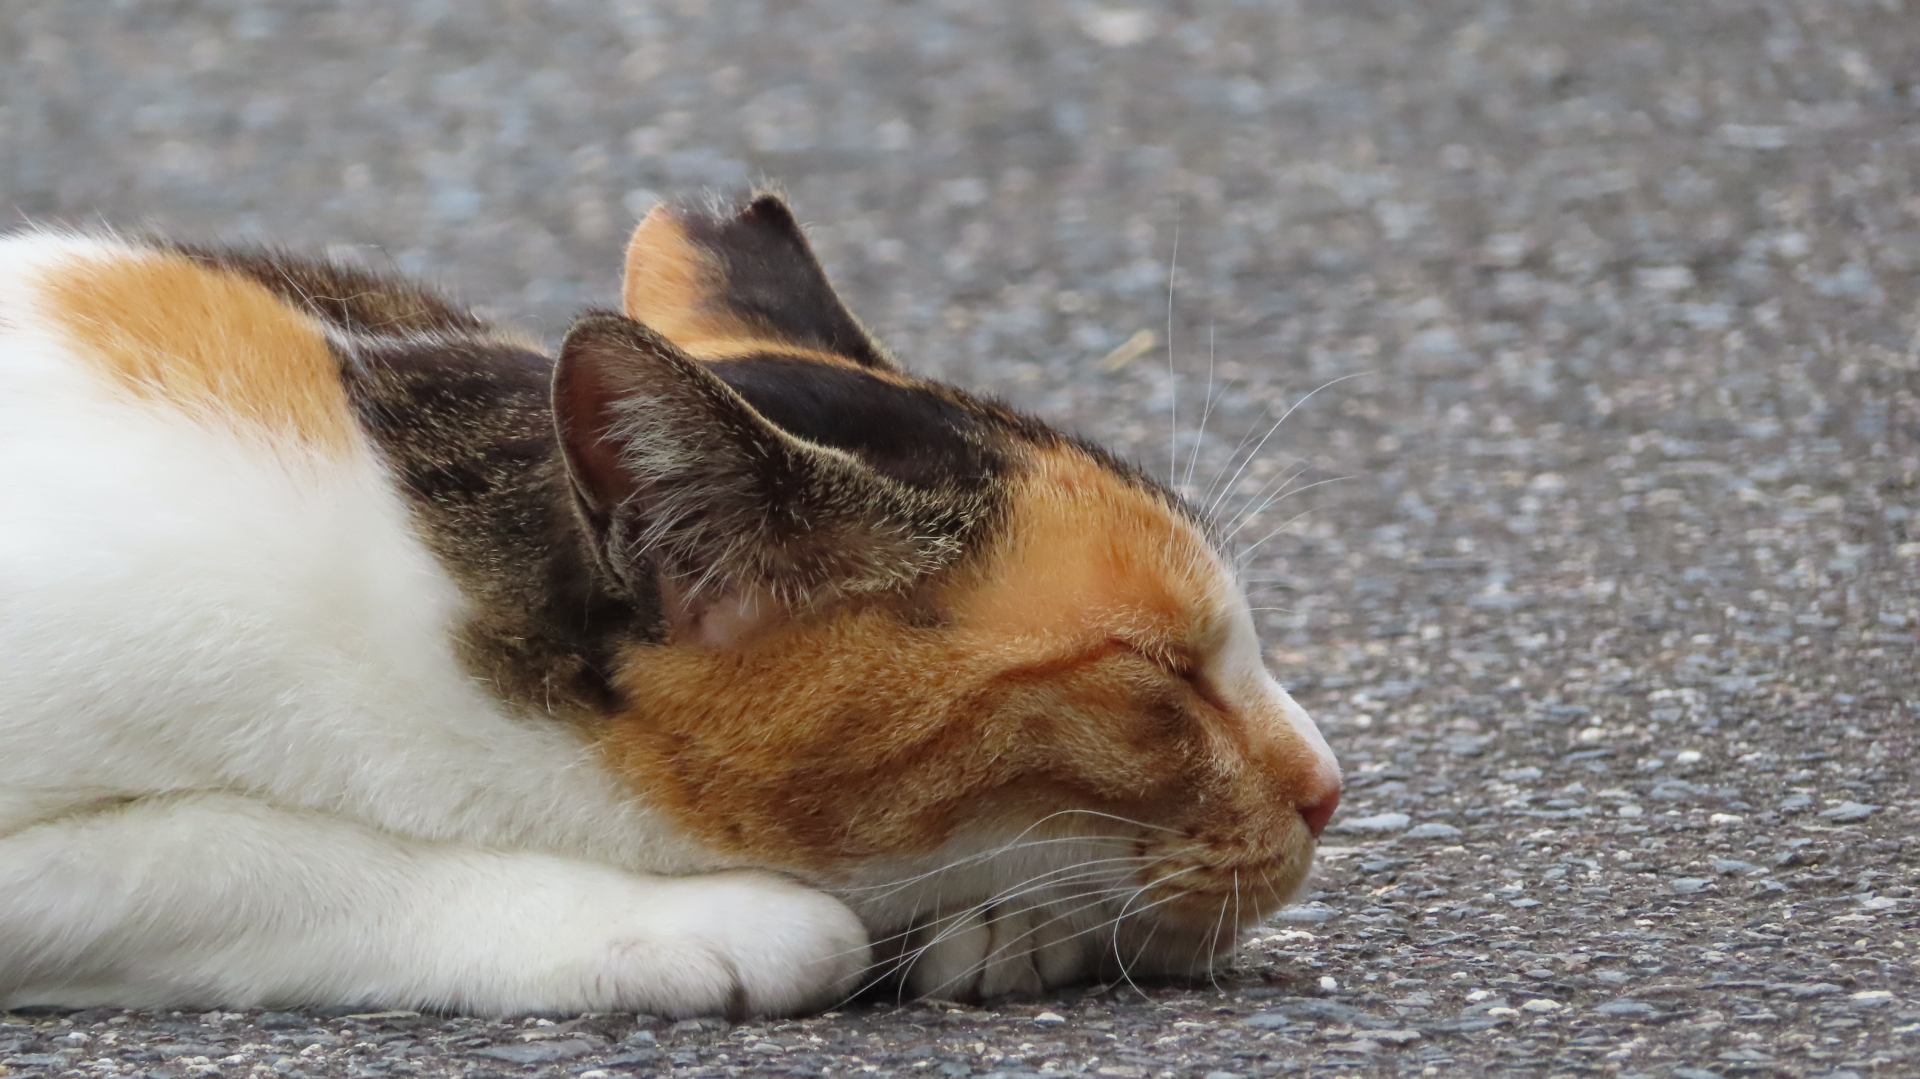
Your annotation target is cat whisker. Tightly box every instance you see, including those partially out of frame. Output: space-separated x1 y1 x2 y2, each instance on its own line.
1200 372 1368 523
846 848 1211 1003
936 867 1202 1001
1234 508 1322 573
1033 807 1186 836
946 881 1144 988
834 833 1139 900
963 870 1214 993
1221 473 1351 547
1165 218 1180 494
908 844 1206 945
1217 460 1313 538
1179 323 1218 498
835 807 1183 903
1236 495 1348 566
843 850 1189 971
963 861 1216 1000
848 883 1121 998
1196 885 1232 994
1107 877 1161 1002
1229 869 1245 980
1198 397 1285 514
1107 882 1195 1001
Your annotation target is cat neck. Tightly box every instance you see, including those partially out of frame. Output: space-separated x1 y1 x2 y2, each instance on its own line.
168 246 660 723
336 330 660 723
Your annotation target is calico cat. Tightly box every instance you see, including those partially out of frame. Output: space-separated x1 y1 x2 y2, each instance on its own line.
0 194 1340 1017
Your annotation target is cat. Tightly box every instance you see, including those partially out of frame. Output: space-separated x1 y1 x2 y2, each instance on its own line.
0 194 1340 1018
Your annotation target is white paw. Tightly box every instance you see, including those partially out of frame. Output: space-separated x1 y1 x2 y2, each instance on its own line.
514 870 870 1018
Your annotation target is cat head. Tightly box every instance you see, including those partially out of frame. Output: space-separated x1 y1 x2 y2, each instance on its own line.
555 194 1340 998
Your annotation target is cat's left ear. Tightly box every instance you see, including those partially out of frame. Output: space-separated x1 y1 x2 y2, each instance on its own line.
552 313 955 649
621 193 899 372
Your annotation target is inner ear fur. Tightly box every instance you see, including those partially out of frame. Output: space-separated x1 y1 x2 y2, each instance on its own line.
552 313 955 646
622 193 898 371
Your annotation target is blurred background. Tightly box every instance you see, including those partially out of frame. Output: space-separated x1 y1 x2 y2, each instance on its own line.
8 0 1919 713
5 2 1918 1068
6 1 1911 444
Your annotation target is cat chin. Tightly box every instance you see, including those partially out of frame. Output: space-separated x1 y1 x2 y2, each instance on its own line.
817 818 1321 1002
855 892 1269 1003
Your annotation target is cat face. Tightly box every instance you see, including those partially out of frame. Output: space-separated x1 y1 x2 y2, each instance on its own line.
557 196 1340 996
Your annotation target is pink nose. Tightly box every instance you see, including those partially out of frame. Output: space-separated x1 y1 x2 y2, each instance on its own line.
1298 787 1340 839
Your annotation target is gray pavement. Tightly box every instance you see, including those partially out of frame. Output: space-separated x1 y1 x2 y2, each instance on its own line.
3 1 1917 1076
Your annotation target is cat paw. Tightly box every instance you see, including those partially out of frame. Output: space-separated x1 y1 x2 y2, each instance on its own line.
513 870 870 1018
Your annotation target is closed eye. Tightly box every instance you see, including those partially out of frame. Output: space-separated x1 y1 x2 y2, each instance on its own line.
1106 637 1228 712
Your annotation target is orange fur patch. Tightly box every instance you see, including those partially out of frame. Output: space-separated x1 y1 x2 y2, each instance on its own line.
598 445 1324 921
621 208 872 370
45 251 351 454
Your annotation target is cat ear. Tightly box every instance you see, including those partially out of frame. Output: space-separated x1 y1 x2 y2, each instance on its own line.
621 193 899 371
552 313 954 648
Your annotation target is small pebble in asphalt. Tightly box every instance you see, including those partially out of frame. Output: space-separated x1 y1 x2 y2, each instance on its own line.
1595 999 1660 1018
1272 900 1338 924
1330 811 1410 833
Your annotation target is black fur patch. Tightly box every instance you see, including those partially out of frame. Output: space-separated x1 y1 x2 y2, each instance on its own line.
708 354 1004 499
680 196 895 369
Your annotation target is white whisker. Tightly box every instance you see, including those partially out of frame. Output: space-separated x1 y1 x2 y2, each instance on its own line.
1236 494 1348 567
1180 322 1218 497
834 807 1181 903
844 847 1211 1003
1196 886 1232 992
835 834 1132 899
1221 473 1351 546
1109 883 1193 1000
1217 461 1314 538
1166 217 1180 490
1201 372 1368 522
1199 397 1280 512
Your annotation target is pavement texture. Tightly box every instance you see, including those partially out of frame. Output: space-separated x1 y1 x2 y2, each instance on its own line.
3 0 1918 1077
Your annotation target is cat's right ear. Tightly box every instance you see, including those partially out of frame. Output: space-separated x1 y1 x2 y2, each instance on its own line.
552 313 959 649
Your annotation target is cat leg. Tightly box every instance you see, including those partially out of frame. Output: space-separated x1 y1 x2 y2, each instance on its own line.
0 793 868 1017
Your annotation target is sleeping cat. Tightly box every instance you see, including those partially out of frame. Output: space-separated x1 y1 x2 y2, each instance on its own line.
0 194 1340 1017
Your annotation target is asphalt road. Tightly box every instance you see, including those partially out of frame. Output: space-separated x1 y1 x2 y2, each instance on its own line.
3 1 1917 1077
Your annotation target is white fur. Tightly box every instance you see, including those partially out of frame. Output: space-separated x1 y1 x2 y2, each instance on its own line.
1213 582 1342 796
0 234 867 1015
